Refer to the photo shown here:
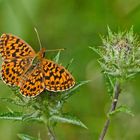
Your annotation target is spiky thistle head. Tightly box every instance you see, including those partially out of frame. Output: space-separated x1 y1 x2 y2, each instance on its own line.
97 27 140 79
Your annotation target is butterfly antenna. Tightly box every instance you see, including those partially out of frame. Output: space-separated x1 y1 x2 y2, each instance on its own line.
45 48 65 52
34 27 65 52
34 27 42 50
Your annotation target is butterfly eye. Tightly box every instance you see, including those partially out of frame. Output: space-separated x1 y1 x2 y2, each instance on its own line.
42 51 45 58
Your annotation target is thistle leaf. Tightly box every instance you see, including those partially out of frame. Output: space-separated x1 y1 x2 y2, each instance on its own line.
0 112 42 122
0 112 23 121
22 111 43 123
17 133 40 140
49 113 88 129
65 58 74 69
104 74 115 98
108 105 134 117
62 80 91 100
0 97 25 106
89 46 101 56
53 51 61 63
107 26 114 39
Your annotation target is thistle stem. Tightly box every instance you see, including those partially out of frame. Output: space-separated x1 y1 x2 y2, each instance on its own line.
46 121 56 140
99 81 121 140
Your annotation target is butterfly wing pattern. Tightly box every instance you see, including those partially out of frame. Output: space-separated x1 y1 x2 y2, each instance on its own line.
42 59 75 92
0 34 35 59
0 34 36 86
19 65 45 97
0 33 75 97
1 58 32 86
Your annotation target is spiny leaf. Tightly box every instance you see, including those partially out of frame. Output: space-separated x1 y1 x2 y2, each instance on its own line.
53 51 61 63
127 26 135 43
66 58 74 69
0 97 25 106
0 112 23 121
0 112 42 122
104 74 115 98
49 113 88 129
128 26 134 36
68 80 91 93
17 133 40 140
108 105 134 117
22 111 43 123
107 26 114 38
10 86 25 101
89 46 101 56
62 80 91 100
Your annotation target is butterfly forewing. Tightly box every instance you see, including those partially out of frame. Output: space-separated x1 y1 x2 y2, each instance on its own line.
0 34 36 86
0 34 35 60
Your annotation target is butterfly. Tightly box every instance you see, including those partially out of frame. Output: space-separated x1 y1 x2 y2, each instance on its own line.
0 34 75 97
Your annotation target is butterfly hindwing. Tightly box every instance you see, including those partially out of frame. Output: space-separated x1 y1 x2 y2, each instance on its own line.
41 59 75 92
19 66 45 97
1 58 32 86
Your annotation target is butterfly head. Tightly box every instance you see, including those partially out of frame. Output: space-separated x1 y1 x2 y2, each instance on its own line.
38 48 46 59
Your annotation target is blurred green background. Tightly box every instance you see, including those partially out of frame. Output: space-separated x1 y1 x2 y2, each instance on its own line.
0 0 140 140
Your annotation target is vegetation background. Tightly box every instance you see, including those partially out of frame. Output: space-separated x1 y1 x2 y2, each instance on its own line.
0 0 140 140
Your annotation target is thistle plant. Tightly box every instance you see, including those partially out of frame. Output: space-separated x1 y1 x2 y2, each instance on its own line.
90 27 140 140
0 51 88 140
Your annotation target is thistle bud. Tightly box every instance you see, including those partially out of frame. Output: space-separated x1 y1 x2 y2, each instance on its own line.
98 27 140 79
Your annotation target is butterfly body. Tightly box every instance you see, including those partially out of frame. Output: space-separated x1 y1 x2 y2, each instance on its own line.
0 34 75 97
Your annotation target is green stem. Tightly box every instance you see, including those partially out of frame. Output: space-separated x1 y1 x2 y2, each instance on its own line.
99 81 121 140
46 120 56 140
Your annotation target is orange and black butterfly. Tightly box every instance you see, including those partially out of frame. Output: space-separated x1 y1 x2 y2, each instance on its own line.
0 34 75 97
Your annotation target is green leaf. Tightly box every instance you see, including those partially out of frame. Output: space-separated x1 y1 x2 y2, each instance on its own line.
0 97 25 106
22 111 43 123
49 113 88 129
10 86 25 101
127 26 134 43
0 112 42 122
69 80 91 93
89 46 101 56
17 133 40 140
0 112 23 121
62 80 91 100
104 74 115 98
53 51 61 63
107 26 114 39
108 105 134 117
65 58 74 69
